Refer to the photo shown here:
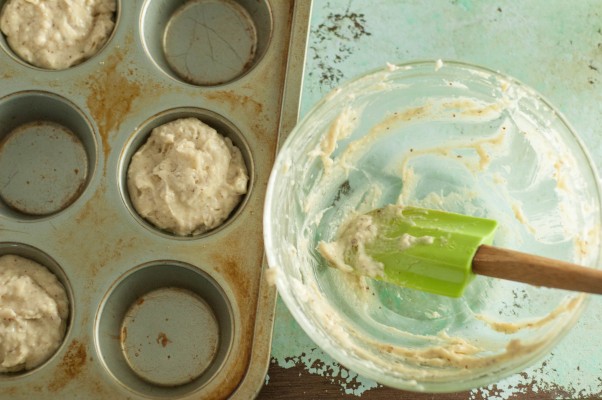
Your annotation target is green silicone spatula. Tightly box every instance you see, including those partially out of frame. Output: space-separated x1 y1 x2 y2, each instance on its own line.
318 205 602 297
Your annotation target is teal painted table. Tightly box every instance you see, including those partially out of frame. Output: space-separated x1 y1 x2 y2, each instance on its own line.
260 1 602 399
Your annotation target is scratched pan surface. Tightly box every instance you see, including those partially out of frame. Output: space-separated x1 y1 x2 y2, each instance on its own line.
0 1 310 398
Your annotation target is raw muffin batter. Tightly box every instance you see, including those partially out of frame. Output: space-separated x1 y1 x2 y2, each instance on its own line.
317 212 384 278
318 205 436 280
128 117 249 236
0 254 69 372
0 0 116 69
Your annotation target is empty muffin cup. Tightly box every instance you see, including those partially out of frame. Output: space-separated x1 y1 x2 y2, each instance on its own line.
141 0 272 85
95 261 234 397
0 91 96 218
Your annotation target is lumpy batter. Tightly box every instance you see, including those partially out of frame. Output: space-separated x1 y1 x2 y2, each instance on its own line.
0 0 116 69
127 117 249 236
317 205 437 280
0 254 69 372
317 212 384 277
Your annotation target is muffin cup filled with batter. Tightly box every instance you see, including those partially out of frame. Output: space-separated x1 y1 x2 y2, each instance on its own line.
0 0 118 70
122 108 252 237
0 243 72 375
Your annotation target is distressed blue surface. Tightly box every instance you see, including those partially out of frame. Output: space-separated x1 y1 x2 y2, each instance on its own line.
270 1 602 398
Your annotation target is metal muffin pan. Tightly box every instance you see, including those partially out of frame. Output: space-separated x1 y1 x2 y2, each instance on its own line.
0 1 311 398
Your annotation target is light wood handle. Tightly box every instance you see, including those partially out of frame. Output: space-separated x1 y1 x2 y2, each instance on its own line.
473 244 602 294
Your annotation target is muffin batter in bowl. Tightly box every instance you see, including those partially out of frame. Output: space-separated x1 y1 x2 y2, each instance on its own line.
0 0 116 69
264 61 602 392
127 117 249 236
0 254 69 372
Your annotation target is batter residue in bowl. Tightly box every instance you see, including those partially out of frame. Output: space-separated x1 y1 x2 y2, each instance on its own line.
266 62 601 390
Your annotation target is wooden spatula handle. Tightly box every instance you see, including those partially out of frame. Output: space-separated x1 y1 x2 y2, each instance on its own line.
473 244 602 294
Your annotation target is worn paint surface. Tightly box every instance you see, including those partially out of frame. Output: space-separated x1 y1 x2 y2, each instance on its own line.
269 0 602 398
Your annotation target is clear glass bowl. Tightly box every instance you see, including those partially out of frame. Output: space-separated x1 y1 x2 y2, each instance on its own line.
263 61 602 392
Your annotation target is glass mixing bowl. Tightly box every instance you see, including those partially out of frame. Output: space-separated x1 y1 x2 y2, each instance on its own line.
263 60 602 392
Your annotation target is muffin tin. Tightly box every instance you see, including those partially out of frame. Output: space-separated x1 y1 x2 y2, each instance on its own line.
0 1 310 398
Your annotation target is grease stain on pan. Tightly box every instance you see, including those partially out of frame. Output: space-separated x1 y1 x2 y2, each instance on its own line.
59 184 143 276
48 340 87 392
204 90 264 116
84 51 176 164
85 50 141 159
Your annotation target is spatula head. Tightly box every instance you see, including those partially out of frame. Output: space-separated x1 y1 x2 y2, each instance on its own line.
319 205 498 297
